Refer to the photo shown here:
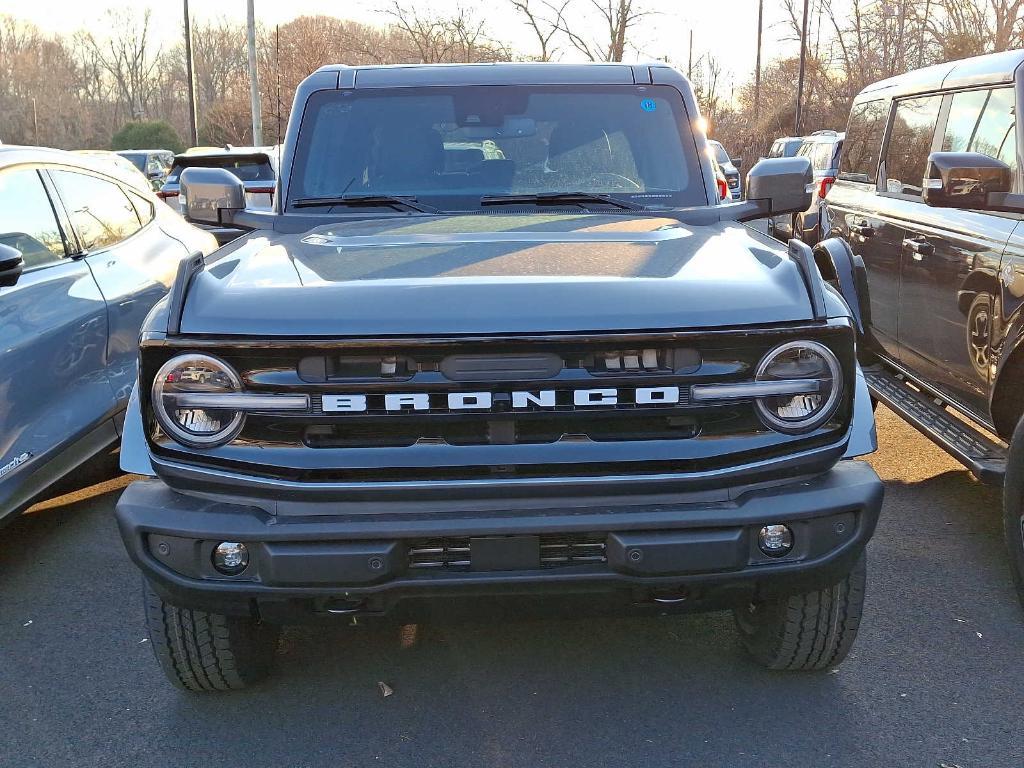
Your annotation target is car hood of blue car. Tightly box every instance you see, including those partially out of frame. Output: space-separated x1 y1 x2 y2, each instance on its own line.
177 213 817 336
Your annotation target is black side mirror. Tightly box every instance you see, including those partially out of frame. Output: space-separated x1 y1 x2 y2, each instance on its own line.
733 158 743 170
0 243 24 288
923 151 1023 212
736 156 813 221
179 166 246 226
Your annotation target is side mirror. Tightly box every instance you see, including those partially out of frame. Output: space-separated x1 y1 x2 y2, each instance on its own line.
179 166 245 226
0 243 24 288
732 158 743 170
923 151 1023 212
738 156 813 221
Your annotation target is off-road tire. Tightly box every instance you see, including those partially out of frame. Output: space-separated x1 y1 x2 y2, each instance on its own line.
733 552 866 670
1003 417 1024 609
143 580 279 691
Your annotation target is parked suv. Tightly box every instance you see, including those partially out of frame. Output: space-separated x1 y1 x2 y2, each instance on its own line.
115 62 883 690
770 130 844 244
822 50 1024 602
0 147 216 526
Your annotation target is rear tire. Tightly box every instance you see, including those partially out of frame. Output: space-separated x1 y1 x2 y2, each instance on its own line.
733 553 866 670
1003 418 1024 609
143 580 279 691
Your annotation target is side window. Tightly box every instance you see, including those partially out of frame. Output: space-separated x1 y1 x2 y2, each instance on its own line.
812 142 833 171
50 170 142 252
0 168 67 268
971 88 1017 191
127 189 156 226
883 94 943 197
941 89 988 152
941 87 1018 193
839 99 889 183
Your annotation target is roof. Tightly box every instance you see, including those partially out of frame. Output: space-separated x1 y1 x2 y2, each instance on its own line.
859 49 1024 100
0 145 152 191
309 61 671 88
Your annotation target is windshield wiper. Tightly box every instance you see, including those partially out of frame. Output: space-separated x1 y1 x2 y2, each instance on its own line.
479 192 642 211
292 195 438 213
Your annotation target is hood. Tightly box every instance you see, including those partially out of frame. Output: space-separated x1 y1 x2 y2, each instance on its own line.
180 214 815 336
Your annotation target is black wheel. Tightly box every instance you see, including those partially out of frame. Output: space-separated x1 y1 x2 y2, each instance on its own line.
143 580 279 691
966 293 994 381
1003 417 1024 610
733 553 866 670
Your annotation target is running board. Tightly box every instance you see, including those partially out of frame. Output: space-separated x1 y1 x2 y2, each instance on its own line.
865 367 1006 485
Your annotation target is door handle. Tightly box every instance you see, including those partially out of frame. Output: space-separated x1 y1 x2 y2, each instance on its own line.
849 221 874 238
902 238 934 259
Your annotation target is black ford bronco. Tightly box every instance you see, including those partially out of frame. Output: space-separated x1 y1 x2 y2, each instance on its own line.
823 51 1024 605
116 62 883 690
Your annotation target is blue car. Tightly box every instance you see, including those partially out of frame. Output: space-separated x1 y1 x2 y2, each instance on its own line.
0 146 216 525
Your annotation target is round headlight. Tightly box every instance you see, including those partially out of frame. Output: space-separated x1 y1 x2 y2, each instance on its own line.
152 354 244 448
754 340 843 433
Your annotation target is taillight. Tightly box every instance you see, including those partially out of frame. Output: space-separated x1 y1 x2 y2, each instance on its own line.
156 190 178 199
248 187 275 198
818 176 836 199
716 177 729 200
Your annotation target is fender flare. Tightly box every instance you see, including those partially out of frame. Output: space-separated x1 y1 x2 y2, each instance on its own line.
119 383 155 476
813 237 872 337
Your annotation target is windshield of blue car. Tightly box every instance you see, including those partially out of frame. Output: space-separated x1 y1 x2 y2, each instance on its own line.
118 152 148 172
289 85 707 210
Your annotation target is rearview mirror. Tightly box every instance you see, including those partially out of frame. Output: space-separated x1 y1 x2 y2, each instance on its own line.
923 151 1023 212
0 243 24 288
179 166 246 226
739 156 813 220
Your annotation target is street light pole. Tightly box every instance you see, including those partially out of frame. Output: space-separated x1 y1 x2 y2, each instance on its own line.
183 0 198 146
754 0 763 122
247 0 263 146
794 0 810 135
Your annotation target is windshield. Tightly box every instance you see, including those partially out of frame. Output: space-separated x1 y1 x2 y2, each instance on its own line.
118 152 147 172
709 142 731 165
289 85 706 210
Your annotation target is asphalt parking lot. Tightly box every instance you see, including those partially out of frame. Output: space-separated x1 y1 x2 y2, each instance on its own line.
1 406 1022 768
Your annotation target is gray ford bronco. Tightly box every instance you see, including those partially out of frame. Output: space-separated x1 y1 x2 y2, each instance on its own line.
115 62 883 690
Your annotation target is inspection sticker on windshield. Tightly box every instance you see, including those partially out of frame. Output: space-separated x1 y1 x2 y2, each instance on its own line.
640 98 657 112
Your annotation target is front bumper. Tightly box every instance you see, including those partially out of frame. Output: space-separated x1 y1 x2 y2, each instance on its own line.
116 460 883 621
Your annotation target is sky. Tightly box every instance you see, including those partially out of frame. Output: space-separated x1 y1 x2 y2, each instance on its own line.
0 0 804 93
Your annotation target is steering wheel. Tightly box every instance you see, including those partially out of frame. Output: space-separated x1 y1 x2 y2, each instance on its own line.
590 172 642 191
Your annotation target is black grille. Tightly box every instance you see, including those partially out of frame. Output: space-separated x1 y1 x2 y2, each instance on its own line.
407 534 607 571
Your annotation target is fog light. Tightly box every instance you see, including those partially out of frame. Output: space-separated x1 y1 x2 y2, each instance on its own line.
758 525 794 557
212 542 249 575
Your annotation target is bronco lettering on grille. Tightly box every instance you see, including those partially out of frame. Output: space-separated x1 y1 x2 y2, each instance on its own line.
321 387 682 413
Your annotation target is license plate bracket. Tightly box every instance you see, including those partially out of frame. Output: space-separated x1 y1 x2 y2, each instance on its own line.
470 535 540 572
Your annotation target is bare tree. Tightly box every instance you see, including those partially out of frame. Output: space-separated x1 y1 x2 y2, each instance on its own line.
507 0 570 61
555 0 652 62
385 2 511 64
84 9 162 122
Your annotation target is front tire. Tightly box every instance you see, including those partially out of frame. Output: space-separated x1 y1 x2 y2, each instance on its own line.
1003 417 1024 609
733 553 866 670
143 580 279 691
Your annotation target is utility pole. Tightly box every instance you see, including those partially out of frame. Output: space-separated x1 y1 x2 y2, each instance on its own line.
247 0 263 146
32 98 38 145
794 0 810 135
183 0 198 146
754 0 763 121
688 29 693 79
